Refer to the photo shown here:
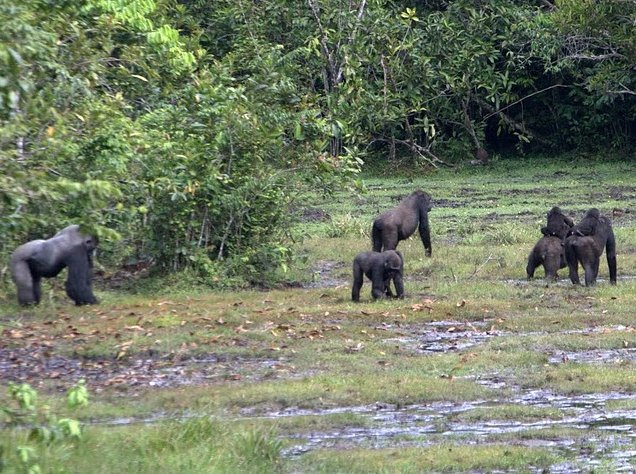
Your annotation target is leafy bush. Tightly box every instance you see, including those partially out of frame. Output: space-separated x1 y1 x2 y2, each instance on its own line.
0 380 88 472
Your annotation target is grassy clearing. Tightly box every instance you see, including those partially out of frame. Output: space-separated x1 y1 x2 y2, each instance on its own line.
2 156 636 471
290 444 560 473
1 418 284 474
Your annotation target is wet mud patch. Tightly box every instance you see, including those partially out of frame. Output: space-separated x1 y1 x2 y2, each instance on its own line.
296 207 331 223
547 348 636 365
385 320 504 353
260 391 636 471
306 260 348 289
0 347 294 391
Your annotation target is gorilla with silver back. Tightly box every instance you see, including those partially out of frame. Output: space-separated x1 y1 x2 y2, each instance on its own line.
10 225 99 305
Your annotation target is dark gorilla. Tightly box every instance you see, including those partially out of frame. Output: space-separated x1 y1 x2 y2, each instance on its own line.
352 250 404 302
372 190 432 257
567 208 600 237
526 236 566 281
564 211 616 286
540 206 574 239
10 225 99 305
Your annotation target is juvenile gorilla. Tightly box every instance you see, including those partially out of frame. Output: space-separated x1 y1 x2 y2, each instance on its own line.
564 210 616 286
372 190 432 257
10 225 99 306
541 206 574 239
567 208 600 237
526 236 566 281
352 250 404 302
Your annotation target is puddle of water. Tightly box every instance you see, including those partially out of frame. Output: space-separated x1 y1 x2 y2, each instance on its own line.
385 319 504 353
248 390 636 471
547 348 636 365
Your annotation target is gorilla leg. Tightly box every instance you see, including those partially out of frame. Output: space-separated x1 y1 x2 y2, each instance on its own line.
11 259 37 305
582 252 600 286
352 260 364 302
65 252 98 305
565 239 581 285
371 223 383 252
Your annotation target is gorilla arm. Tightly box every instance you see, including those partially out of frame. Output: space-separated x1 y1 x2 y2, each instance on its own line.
64 250 98 305
418 207 432 257
604 221 617 284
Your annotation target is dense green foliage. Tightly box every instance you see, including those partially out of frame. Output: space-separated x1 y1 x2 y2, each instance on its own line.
1 0 634 287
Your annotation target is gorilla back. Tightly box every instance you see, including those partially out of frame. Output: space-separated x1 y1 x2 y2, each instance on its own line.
10 225 99 305
372 190 432 257
526 236 567 281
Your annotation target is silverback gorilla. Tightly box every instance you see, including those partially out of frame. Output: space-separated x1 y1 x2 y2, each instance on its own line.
564 209 617 286
10 225 99 305
372 190 432 257
352 250 404 302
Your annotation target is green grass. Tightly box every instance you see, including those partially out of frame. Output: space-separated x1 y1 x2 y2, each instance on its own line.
1 418 284 474
291 444 560 473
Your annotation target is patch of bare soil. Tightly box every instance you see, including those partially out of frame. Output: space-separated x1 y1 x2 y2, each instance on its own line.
306 260 348 289
0 347 294 392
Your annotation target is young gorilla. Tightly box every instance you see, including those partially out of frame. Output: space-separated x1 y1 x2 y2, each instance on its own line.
352 250 404 302
567 208 600 237
564 210 616 286
372 190 432 257
10 225 99 306
540 206 574 239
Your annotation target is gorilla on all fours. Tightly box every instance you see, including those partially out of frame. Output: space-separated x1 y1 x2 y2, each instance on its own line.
526 235 567 281
564 209 617 286
372 190 432 257
352 250 404 302
10 225 99 306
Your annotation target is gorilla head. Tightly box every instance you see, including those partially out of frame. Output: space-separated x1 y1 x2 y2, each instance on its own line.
10 225 99 306
352 250 404 302
371 189 432 257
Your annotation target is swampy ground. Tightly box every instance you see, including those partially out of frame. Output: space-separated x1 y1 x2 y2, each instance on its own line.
3 156 636 473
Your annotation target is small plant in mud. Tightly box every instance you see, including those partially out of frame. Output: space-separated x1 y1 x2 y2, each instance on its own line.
0 380 88 473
